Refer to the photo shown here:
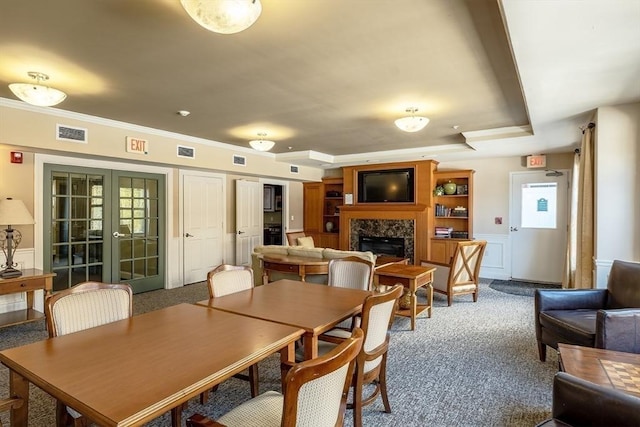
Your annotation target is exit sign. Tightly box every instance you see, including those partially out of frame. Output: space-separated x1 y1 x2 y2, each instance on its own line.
527 155 546 168
126 137 148 154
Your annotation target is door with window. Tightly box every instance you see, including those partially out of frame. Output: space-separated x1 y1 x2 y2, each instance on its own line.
510 171 569 283
44 165 165 293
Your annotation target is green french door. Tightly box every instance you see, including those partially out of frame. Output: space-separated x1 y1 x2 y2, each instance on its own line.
44 165 165 293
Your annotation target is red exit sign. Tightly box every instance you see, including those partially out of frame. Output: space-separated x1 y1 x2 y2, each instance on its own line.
527 155 546 168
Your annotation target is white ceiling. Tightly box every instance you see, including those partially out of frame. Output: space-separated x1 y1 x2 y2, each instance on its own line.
0 0 638 168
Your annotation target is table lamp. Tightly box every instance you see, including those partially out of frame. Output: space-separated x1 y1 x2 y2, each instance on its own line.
0 198 35 278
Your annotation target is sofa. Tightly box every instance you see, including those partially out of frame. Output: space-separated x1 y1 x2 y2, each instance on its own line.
534 260 640 362
251 245 376 286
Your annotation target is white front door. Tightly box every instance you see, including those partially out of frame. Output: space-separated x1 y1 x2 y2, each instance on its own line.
235 180 263 266
183 174 224 284
510 170 569 283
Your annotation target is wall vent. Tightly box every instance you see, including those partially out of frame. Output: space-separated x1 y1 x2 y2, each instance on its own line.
233 155 246 166
56 124 88 143
177 145 195 159
290 165 299 174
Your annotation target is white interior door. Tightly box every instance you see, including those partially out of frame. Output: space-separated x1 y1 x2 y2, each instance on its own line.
183 174 224 284
235 180 263 265
510 170 569 283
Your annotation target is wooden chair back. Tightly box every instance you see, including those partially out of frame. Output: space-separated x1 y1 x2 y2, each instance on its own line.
285 231 306 246
448 240 486 290
282 328 364 427
207 265 254 298
45 282 133 338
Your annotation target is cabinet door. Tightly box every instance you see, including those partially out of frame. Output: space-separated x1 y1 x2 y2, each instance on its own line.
303 183 323 233
430 239 448 264
319 233 339 249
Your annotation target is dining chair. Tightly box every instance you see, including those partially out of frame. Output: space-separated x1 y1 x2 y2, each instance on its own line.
285 231 307 246
314 284 403 427
420 240 487 306
186 328 364 427
325 256 375 333
44 281 133 427
200 265 259 403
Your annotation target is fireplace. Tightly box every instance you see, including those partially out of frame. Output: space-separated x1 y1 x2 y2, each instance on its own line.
359 236 405 258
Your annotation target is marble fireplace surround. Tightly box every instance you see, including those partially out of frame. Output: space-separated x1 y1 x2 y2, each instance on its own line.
350 219 415 263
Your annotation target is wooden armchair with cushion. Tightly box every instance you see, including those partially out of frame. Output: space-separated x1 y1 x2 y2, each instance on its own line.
186 328 364 427
285 231 311 247
45 282 133 427
420 240 487 306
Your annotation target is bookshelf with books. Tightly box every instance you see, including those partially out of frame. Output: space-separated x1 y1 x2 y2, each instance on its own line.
430 169 474 264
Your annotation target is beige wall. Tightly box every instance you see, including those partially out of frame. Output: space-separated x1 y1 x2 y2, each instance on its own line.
594 102 640 262
0 147 35 247
437 153 574 235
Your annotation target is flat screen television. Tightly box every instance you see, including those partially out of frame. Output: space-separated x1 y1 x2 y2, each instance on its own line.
357 168 415 203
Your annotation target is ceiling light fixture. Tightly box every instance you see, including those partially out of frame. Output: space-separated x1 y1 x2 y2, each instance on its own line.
394 107 430 133
8 71 67 107
249 132 275 152
180 0 262 35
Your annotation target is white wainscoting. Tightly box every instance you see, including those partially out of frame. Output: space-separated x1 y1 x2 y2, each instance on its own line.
594 258 614 289
475 233 511 280
225 232 237 266
0 248 39 313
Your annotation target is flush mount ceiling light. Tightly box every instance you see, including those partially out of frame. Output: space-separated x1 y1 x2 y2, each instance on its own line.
180 0 262 35
249 132 275 152
9 71 67 107
394 107 430 133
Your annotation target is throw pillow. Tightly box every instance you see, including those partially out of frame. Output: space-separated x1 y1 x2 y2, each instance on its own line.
297 236 315 248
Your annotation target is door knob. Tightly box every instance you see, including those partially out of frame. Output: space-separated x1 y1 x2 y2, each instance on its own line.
237 230 245 235
510 226 519 232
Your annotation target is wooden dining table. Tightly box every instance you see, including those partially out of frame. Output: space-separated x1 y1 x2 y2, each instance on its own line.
196 279 372 360
0 303 303 427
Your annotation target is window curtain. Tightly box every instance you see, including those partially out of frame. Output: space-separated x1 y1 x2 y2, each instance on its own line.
563 124 595 288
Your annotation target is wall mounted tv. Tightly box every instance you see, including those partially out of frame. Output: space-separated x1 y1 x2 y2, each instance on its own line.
357 168 415 203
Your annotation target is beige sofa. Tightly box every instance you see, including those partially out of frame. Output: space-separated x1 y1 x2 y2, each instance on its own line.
251 245 376 286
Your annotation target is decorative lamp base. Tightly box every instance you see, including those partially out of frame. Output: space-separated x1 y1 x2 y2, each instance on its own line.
0 267 23 278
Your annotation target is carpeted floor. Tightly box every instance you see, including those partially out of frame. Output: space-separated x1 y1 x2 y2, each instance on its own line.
489 280 562 297
0 279 558 426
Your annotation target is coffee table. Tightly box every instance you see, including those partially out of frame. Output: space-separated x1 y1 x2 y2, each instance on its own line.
374 264 436 331
558 343 640 397
261 254 329 283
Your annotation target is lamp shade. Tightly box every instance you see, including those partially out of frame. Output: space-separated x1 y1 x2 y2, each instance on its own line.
181 0 262 34
249 139 275 152
0 199 35 226
394 115 430 133
8 71 67 107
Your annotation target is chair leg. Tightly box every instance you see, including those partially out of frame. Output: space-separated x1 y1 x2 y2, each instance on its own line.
538 342 547 362
352 373 364 427
447 294 452 306
379 362 392 414
171 404 182 427
249 364 259 397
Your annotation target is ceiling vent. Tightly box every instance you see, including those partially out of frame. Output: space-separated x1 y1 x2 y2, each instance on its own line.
233 155 246 166
177 145 195 159
56 124 87 143
290 165 299 174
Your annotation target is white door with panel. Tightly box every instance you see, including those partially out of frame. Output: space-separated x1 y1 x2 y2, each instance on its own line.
510 170 569 283
183 174 224 284
235 180 263 266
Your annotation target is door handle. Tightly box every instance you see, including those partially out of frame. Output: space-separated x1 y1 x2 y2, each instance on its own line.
237 230 245 235
112 231 127 238
185 233 194 237
510 227 519 232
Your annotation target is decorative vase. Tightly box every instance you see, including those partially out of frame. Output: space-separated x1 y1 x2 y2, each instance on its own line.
443 181 457 195
325 221 334 232
399 290 411 310
434 185 445 196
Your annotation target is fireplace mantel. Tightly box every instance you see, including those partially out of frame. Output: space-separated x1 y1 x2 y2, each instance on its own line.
337 160 437 265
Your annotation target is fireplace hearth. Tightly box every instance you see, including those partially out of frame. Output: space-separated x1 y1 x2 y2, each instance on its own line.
359 236 405 258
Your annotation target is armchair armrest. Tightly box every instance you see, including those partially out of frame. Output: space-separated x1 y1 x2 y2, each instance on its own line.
0 397 23 412
535 289 608 312
595 308 640 353
551 372 640 426
420 260 450 292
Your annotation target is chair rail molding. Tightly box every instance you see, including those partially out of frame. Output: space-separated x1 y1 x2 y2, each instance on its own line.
475 233 510 280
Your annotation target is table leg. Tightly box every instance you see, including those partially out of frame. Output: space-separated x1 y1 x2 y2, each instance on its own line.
262 270 269 285
26 291 34 311
427 283 433 318
9 370 28 427
302 333 318 360
410 279 417 331
280 342 296 391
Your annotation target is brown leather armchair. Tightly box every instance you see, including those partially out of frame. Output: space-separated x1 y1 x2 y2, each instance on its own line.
536 372 640 427
534 260 640 362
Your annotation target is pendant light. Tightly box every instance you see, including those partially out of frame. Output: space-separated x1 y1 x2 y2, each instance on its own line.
9 72 67 107
249 132 275 152
180 0 262 35
395 107 430 133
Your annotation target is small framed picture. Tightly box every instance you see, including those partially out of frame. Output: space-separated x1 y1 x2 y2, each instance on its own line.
456 184 468 195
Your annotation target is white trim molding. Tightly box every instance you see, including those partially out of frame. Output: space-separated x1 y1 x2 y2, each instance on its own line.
594 258 615 289
476 233 511 280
